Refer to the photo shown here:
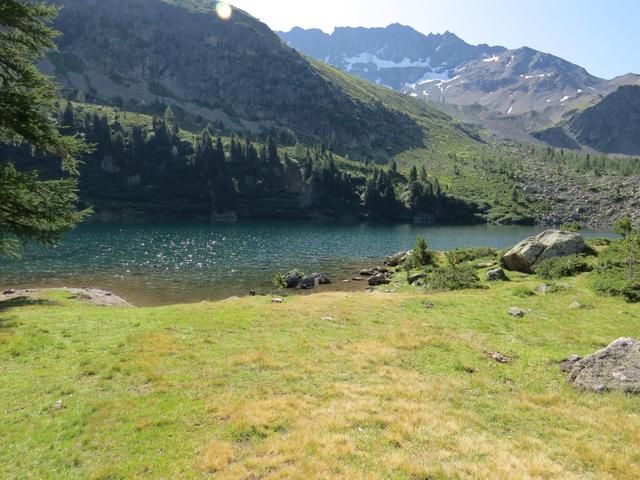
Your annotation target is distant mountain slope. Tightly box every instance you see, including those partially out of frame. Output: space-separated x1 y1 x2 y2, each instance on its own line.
537 86 640 155
279 25 504 91
281 25 640 129
42 0 475 160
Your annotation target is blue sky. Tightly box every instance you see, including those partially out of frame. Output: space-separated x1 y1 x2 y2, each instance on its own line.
229 0 639 79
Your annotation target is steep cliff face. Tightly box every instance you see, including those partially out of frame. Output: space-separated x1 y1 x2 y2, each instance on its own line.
567 86 640 155
45 0 465 156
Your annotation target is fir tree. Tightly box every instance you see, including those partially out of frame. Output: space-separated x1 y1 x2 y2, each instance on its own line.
0 1 90 256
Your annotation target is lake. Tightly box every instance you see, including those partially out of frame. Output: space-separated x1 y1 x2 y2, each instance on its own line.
0 222 613 306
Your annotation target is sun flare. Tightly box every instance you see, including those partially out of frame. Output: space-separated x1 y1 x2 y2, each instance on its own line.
215 2 233 20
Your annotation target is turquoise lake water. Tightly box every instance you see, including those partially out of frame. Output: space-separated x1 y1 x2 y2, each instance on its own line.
0 221 613 305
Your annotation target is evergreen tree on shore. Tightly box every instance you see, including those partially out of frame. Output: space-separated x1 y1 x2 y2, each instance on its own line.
0 1 90 256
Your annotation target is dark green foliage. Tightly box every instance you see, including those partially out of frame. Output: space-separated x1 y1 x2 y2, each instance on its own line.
533 255 593 280
446 247 497 265
0 1 90 256
410 237 435 268
593 233 640 302
614 215 634 238
425 263 482 291
561 221 582 232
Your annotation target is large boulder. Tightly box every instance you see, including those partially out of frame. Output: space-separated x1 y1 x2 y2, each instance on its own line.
502 230 586 273
282 270 304 288
568 338 640 393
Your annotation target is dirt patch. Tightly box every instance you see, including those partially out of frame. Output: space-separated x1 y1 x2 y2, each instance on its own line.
1 288 132 307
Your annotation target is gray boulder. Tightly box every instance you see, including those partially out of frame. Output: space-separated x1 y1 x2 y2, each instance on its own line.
487 268 508 282
502 230 587 273
385 251 411 267
282 270 304 288
568 338 640 393
297 275 318 290
368 273 391 286
309 273 331 285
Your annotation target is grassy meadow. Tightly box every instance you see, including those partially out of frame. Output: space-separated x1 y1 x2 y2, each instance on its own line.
1 266 640 479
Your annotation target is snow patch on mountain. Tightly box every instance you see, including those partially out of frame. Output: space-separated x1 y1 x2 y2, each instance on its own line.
342 53 432 71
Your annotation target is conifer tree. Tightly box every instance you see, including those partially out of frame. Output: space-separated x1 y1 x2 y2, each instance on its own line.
0 1 90 256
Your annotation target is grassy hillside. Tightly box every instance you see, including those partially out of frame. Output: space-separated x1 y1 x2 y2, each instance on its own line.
1 263 639 478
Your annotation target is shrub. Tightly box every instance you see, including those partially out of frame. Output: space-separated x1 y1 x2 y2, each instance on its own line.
533 255 593 280
425 264 482 291
593 233 640 302
446 247 497 265
410 236 436 267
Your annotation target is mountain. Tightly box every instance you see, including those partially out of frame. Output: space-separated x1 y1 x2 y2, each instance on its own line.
42 0 474 160
536 86 640 155
278 25 504 91
280 25 640 129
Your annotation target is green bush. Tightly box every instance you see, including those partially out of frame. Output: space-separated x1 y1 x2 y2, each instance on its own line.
425 264 482 291
446 247 497 265
410 236 436 267
533 255 593 280
592 233 640 302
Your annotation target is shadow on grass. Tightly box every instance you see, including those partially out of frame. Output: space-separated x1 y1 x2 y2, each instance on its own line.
0 296 58 313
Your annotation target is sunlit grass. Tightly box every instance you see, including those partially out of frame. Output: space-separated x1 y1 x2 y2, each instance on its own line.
1 275 639 478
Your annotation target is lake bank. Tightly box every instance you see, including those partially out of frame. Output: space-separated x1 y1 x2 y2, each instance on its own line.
0 221 615 306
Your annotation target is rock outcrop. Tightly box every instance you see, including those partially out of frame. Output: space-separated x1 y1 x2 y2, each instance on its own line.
568 338 640 393
502 230 586 273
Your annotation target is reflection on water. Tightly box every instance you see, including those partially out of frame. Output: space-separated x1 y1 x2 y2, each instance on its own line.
0 221 613 306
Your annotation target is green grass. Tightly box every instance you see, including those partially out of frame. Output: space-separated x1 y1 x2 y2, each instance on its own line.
1 270 640 478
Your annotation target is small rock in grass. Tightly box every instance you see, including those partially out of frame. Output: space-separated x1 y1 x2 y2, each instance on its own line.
3 289 16 295
321 316 333 321
271 298 285 304
425 301 435 309
559 355 583 373
536 284 551 293
508 307 526 318
53 399 63 411
352 277 365 282
569 301 583 310
487 351 513 364
487 268 508 282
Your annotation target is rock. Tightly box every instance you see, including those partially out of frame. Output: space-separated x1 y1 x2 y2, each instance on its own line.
408 273 427 284
309 273 331 285
352 277 365 282
2 289 15 295
321 316 333 321
536 284 551 293
53 399 63 411
425 301 435 309
569 301 583 309
476 261 497 269
502 230 587 273
297 275 319 290
559 355 583 373
282 270 304 288
486 268 508 282
488 351 512 364
568 338 640 393
271 298 285 304
385 251 410 267
508 307 526 318
368 273 391 286
362 266 390 277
